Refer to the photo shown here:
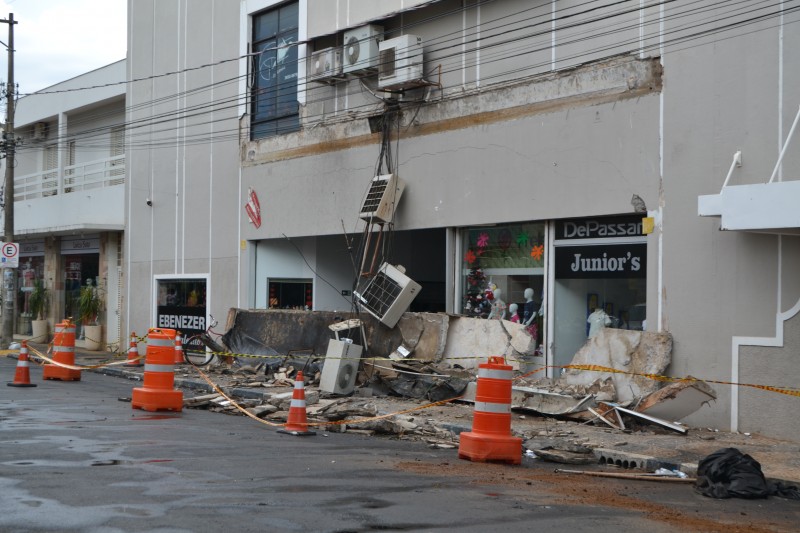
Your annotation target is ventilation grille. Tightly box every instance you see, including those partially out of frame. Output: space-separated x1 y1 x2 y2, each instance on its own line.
359 272 403 318
361 179 388 216
379 47 395 78
359 174 405 223
354 263 421 328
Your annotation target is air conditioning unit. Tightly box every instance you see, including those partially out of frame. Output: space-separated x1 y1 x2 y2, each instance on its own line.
342 24 383 74
359 174 405 223
308 47 342 82
32 122 48 141
319 339 363 395
378 34 424 90
354 263 421 328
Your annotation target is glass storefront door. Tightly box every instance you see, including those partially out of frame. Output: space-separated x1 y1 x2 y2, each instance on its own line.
551 216 647 369
155 277 208 351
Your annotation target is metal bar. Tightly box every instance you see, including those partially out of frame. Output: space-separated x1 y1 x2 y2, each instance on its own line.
768 105 800 184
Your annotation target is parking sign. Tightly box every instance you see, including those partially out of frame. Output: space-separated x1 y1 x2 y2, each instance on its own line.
0 242 19 268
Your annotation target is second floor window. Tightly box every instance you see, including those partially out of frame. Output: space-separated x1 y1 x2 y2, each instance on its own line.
251 2 299 140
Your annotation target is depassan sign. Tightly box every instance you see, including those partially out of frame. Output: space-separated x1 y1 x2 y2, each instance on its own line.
556 216 643 240
555 243 646 279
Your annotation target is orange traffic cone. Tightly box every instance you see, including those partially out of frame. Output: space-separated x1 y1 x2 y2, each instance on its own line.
8 341 37 388
42 319 81 381
126 332 143 367
131 329 183 412
278 371 316 436
458 356 522 464
173 331 184 364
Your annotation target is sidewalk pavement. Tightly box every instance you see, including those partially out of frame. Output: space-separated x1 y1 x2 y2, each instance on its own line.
8 342 800 488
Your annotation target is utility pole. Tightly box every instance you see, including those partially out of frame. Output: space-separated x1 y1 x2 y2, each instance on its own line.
1 13 16 348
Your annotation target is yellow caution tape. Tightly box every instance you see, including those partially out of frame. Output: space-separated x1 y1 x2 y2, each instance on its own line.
562 364 800 399
27 345 144 370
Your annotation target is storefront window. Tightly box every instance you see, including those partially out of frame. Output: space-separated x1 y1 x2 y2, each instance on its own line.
460 223 545 346
268 278 312 309
17 255 45 334
156 278 208 350
552 216 647 368
63 254 100 331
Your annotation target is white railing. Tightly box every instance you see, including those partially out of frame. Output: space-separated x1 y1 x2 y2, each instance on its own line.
14 155 125 201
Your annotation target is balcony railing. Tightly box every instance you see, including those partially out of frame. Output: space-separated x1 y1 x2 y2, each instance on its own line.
14 155 125 201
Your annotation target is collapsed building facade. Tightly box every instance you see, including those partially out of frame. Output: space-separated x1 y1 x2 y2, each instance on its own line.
124 1 800 440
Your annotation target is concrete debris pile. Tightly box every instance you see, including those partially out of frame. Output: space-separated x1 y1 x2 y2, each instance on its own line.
182 388 460 444
219 309 717 438
361 359 472 402
508 329 717 433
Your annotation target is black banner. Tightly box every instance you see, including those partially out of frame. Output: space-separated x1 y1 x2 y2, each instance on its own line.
155 306 206 348
555 244 646 279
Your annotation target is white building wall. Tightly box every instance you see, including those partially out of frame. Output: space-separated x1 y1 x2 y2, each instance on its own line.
126 0 241 336
126 0 800 440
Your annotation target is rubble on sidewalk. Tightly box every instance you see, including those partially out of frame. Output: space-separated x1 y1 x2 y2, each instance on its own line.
182 310 715 441
636 377 717 421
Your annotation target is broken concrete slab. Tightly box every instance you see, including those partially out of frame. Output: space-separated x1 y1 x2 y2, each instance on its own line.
504 320 538 354
441 315 538 369
532 448 596 465
245 404 279 419
636 377 716 421
225 309 451 363
519 389 595 416
561 329 673 403
395 313 449 362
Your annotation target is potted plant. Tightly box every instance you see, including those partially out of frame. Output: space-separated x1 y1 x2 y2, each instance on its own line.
29 279 51 342
78 282 104 350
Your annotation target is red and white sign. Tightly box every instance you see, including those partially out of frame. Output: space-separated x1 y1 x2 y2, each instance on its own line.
245 187 261 229
0 241 19 268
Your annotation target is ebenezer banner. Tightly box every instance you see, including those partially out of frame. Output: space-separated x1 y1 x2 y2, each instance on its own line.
555 243 646 279
155 306 206 347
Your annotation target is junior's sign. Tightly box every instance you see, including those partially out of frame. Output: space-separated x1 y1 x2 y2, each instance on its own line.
555 243 646 279
556 216 643 240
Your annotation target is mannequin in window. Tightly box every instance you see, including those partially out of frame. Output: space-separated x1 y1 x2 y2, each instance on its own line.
487 288 507 320
508 303 520 323
22 260 35 315
522 287 544 339
587 307 612 338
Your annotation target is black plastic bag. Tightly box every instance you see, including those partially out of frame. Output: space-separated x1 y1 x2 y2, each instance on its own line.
695 448 800 500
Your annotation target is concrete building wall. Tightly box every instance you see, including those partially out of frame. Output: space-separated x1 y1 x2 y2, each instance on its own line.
306 0 434 37
126 0 241 335
659 5 800 435
126 0 800 438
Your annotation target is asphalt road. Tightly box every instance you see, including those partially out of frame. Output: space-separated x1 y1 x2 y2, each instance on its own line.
2 358 798 533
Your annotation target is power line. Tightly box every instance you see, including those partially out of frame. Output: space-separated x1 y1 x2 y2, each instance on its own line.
10 0 798 155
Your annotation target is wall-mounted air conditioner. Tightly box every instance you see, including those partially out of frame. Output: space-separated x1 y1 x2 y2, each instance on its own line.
354 263 421 328
343 24 383 74
359 174 405 224
32 122 48 141
308 47 343 83
378 34 424 90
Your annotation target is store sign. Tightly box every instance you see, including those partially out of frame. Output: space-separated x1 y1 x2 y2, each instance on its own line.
20 241 45 257
556 216 643 240
156 308 206 331
155 305 207 350
61 236 100 254
555 244 646 279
